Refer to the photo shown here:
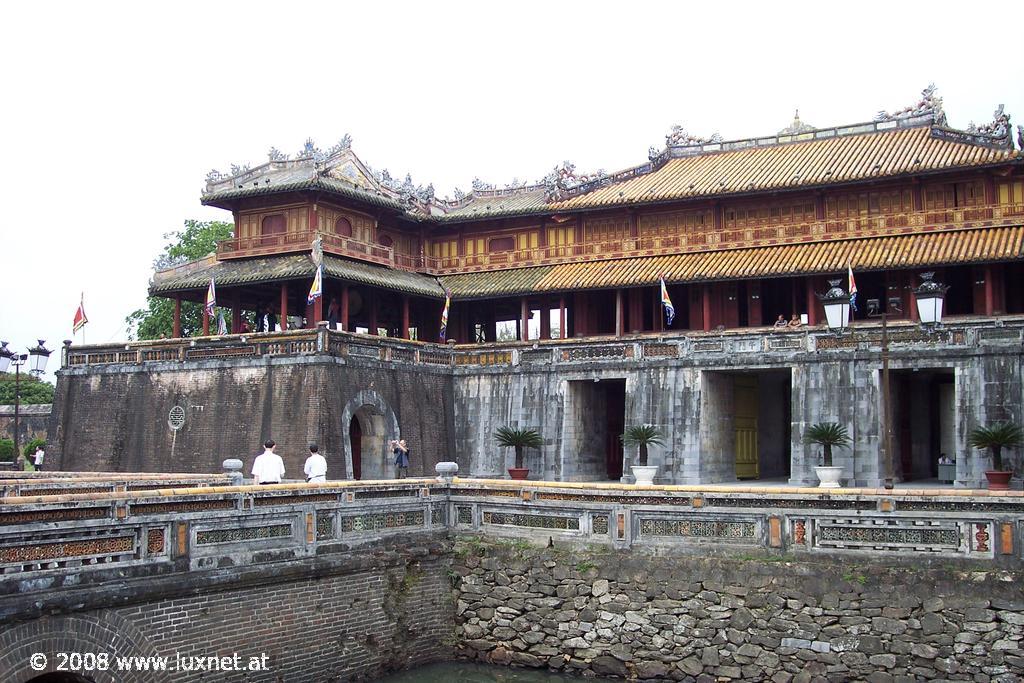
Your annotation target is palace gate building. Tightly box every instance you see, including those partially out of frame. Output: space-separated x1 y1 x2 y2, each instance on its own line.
52 87 1024 487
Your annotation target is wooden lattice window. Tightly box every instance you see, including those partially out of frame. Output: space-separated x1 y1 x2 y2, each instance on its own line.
262 214 286 235
488 236 515 253
377 233 393 248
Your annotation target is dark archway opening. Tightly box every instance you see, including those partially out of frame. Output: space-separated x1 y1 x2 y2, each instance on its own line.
349 416 363 480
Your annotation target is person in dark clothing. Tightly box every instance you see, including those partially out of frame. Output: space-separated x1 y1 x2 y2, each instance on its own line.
391 439 410 478
327 297 340 330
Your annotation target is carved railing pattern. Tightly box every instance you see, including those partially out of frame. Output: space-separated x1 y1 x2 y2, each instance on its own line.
61 318 1024 371
1 480 1023 584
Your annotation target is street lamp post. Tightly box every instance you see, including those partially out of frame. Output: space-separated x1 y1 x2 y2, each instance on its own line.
866 296 902 486
0 340 52 469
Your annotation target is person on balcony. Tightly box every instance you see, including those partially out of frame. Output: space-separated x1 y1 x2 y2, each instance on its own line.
773 314 789 329
251 440 285 485
391 439 410 478
788 314 803 328
304 444 327 483
327 297 340 330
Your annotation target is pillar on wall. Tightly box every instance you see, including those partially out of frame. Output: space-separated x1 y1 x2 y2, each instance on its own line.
173 296 182 338
540 300 551 339
340 285 349 332
559 296 566 339
369 294 379 335
615 289 625 337
231 291 241 334
805 277 818 326
280 282 289 331
201 299 210 336
702 284 712 332
628 288 644 333
313 288 323 327
520 297 529 341
401 295 410 339
747 281 762 327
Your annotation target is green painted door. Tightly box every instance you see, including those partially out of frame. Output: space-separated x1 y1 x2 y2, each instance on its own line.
734 375 759 479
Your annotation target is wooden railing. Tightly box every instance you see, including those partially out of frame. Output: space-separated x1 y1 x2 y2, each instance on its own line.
214 203 1024 276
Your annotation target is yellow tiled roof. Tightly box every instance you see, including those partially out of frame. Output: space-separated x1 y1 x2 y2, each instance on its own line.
444 225 1024 298
550 127 1016 211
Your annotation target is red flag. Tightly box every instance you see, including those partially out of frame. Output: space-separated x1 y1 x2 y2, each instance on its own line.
72 294 88 333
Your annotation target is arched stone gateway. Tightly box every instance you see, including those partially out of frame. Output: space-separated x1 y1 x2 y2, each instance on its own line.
340 390 400 480
0 612 168 683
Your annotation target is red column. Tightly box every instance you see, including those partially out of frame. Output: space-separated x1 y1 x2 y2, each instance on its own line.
340 285 349 332
805 277 818 326
748 281 762 327
314 293 323 327
906 272 918 322
231 291 241 333
984 265 995 315
202 301 210 336
369 294 378 335
702 284 712 332
615 289 624 337
401 295 410 339
520 297 529 341
173 296 182 338
574 292 587 336
540 300 551 339
280 282 289 331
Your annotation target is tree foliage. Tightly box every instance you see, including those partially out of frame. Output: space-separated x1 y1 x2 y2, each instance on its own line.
803 422 851 467
494 426 543 469
968 422 1024 472
620 424 665 466
125 219 234 340
0 373 55 405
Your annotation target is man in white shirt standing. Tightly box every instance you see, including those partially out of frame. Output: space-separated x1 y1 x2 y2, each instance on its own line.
33 446 45 472
251 439 285 485
303 443 327 483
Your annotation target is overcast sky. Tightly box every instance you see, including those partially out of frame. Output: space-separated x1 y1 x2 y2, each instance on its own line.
2 1 1022 382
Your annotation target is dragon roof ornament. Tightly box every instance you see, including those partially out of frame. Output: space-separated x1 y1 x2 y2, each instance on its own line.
875 84 947 126
665 125 724 148
541 162 609 201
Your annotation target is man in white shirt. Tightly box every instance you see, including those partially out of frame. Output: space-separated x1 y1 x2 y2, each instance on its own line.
303 443 327 483
251 439 285 485
33 446 45 472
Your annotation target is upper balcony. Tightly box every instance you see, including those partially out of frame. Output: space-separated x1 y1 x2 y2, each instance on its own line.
213 202 1024 276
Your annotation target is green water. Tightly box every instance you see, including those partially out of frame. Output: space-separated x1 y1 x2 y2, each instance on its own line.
377 662 612 682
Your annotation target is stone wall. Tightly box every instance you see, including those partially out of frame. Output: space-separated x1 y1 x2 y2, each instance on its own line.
452 540 1024 682
0 537 453 683
0 404 50 447
51 356 454 479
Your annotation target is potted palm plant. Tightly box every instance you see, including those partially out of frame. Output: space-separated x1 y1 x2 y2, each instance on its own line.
968 422 1023 490
495 426 543 480
803 422 851 488
621 425 665 486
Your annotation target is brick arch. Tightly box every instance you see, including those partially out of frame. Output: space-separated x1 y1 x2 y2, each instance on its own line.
340 390 400 480
0 611 169 683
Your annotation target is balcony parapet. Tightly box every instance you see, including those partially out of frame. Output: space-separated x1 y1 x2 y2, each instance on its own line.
61 317 1024 372
212 203 1024 275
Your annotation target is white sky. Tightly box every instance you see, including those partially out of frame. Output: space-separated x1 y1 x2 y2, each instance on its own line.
1 1 1022 382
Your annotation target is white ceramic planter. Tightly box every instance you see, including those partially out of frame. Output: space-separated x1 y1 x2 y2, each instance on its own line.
814 465 844 488
631 465 659 486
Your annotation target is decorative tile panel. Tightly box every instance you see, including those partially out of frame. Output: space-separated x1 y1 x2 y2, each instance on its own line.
592 515 609 535
131 500 236 516
767 337 804 351
642 343 678 358
692 341 725 353
254 493 338 507
563 346 627 361
814 518 960 553
520 349 552 364
482 511 580 531
707 497 874 511
356 489 419 500
1 533 135 566
316 514 334 541
146 528 165 555
0 508 109 526
195 524 292 545
340 510 425 533
457 506 473 525
639 517 756 540
431 506 444 526
538 492 690 506
453 488 519 498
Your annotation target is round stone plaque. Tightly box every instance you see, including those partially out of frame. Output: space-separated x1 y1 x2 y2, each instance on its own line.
168 405 186 431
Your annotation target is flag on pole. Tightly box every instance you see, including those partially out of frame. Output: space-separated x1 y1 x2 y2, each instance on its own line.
848 264 859 313
660 277 676 327
439 289 451 341
205 278 217 315
307 264 323 304
72 293 88 333
217 310 228 336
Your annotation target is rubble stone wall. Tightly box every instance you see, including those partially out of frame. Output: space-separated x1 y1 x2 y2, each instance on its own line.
452 541 1024 682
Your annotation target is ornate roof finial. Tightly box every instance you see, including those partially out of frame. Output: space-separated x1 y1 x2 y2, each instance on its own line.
665 125 723 147
327 134 353 157
268 147 289 162
875 84 946 126
778 109 815 136
1018 125 1024 151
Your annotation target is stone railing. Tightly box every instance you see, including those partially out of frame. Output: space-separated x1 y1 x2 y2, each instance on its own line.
0 472 233 498
61 317 1024 371
1 478 1023 584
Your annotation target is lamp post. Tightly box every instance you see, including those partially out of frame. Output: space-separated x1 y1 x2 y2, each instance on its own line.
866 296 902 486
817 279 852 335
0 340 51 469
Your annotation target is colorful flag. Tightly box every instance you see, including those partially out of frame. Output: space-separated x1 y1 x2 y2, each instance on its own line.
217 310 228 336
439 289 451 341
307 264 323 304
72 294 88 333
660 277 676 327
848 264 858 313
205 278 216 315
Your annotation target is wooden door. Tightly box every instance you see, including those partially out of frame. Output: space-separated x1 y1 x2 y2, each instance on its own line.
734 375 759 479
349 417 362 480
